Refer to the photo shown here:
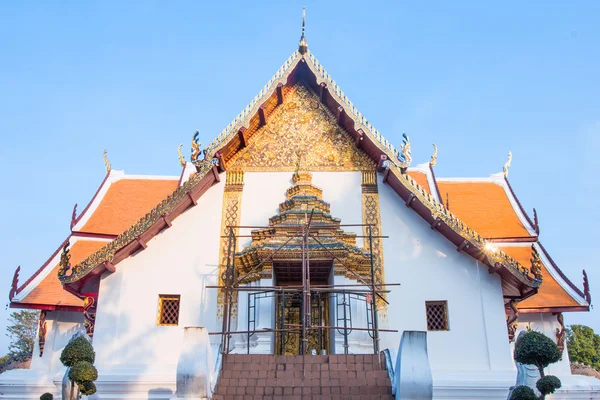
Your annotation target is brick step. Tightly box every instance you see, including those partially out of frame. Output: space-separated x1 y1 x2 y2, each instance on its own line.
213 354 393 399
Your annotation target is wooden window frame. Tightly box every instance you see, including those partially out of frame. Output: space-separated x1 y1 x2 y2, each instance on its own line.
157 294 181 326
425 300 449 331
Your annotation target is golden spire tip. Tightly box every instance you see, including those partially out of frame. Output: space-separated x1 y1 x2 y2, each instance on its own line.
298 6 308 55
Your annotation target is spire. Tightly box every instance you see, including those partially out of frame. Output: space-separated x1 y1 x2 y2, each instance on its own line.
298 6 308 55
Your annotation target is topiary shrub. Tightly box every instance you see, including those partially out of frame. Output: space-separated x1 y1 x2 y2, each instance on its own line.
509 385 537 400
514 331 563 399
60 334 98 400
60 336 95 367
68 361 98 382
40 393 53 400
536 375 561 396
78 380 97 395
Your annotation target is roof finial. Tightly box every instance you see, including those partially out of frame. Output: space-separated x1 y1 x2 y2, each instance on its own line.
298 6 308 55
177 143 186 167
103 149 111 174
430 143 438 167
503 151 512 177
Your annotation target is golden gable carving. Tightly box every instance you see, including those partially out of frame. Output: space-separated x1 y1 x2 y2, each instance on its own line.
228 83 376 172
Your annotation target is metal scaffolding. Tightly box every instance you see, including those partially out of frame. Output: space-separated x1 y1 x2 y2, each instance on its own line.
207 211 398 356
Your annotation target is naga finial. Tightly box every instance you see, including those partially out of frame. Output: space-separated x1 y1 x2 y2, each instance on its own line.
58 240 72 278
503 151 512 177
70 203 78 230
177 143 186 167
533 208 540 234
583 269 591 305
9 266 20 301
430 143 438 167
397 132 412 167
103 149 111 174
191 131 202 163
530 245 543 281
298 6 308 55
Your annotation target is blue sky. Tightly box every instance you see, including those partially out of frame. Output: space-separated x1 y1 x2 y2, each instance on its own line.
0 1 598 354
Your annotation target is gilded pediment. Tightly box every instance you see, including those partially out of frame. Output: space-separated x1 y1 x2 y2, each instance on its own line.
228 83 376 172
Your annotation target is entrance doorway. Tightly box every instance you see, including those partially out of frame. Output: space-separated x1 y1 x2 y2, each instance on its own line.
273 260 332 355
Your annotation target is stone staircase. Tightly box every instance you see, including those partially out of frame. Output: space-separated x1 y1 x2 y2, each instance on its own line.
212 353 394 399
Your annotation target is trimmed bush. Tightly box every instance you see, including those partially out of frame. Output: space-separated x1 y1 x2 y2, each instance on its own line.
537 375 562 396
68 361 98 383
514 331 561 372
78 380 97 396
509 385 537 400
60 336 95 367
40 394 53 400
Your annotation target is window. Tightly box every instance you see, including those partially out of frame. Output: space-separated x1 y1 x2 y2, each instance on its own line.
157 295 180 326
426 301 449 331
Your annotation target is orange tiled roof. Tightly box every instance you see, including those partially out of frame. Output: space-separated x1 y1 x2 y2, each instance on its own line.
406 171 430 194
436 181 531 239
80 179 178 235
19 240 107 307
501 246 581 309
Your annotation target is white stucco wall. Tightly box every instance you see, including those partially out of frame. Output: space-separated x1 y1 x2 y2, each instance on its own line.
378 173 515 375
93 176 226 371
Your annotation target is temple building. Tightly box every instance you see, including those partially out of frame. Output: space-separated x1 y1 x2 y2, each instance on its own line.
1 15 598 400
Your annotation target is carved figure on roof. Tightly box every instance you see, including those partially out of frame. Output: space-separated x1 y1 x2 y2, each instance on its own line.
191 131 202 163
530 245 543 281
178 143 186 167
397 133 412 167
430 143 438 167
8 266 20 301
70 203 78 230
103 149 111 174
583 269 591 305
503 151 512 177
58 241 72 277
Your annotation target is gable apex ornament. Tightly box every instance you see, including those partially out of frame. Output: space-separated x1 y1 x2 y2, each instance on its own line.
503 151 512 177
103 149 111 174
430 143 438 167
298 7 308 55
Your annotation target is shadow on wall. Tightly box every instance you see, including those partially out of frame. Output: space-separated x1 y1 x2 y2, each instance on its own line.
147 388 173 399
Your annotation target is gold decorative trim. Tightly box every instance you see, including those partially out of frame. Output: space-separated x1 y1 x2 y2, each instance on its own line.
361 172 385 315
217 172 244 318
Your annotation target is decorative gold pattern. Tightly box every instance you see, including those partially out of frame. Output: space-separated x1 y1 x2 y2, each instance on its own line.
103 149 111 174
530 245 544 281
361 171 385 314
228 84 375 172
556 312 566 358
38 310 47 357
83 296 96 339
217 172 244 318
506 299 519 342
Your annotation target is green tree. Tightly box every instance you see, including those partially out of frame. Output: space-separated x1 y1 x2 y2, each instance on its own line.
566 324 600 370
6 310 38 361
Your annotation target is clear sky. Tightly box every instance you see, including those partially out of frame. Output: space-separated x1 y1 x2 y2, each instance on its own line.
0 1 598 355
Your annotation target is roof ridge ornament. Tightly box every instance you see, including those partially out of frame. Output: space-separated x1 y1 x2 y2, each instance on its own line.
177 143 186 167
430 143 438 167
103 149 111 174
298 6 308 55
191 131 202 163
503 151 512 177
397 132 412 168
